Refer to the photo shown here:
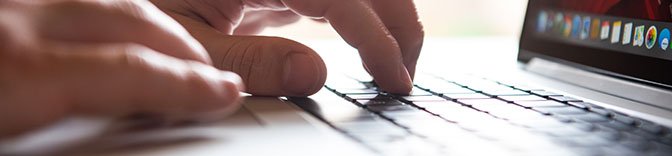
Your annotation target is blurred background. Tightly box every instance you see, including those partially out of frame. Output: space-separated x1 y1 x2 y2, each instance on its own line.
260 0 529 39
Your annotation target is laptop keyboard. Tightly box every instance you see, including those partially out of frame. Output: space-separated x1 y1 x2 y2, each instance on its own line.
288 74 672 156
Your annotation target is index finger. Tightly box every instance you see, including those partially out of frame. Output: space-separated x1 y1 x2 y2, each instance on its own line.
283 0 413 94
370 0 424 80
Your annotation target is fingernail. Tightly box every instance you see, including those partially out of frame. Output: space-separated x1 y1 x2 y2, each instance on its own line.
283 52 319 96
397 63 413 94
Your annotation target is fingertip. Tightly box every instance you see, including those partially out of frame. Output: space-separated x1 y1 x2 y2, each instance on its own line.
209 71 244 110
371 63 413 95
282 52 327 97
196 71 243 117
220 71 245 93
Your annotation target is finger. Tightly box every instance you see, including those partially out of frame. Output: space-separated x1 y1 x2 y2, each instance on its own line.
233 10 301 35
0 43 244 137
168 14 327 96
282 0 413 94
36 0 211 64
50 43 243 116
370 0 424 80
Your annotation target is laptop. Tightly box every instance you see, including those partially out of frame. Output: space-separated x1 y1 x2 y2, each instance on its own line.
2 0 672 155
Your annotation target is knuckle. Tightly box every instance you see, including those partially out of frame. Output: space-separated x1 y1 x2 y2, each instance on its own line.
43 0 154 27
280 0 333 17
183 62 239 111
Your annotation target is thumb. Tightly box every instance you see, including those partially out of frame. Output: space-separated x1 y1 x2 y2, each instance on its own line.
212 36 328 97
171 13 327 96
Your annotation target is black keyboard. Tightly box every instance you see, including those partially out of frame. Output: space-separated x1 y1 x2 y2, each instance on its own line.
288 74 672 156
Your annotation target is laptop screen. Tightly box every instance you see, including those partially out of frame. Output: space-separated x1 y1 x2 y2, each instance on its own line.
519 0 672 88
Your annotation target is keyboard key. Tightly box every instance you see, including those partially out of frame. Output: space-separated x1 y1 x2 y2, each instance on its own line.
469 85 515 91
595 120 636 131
349 132 412 144
566 102 592 109
516 101 567 108
649 142 672 156
570 120 598 131
333 120 404 134
430 108 494 123
458 118 513 132
473 105 536 119
324 78 367 89
628 129 661 140
492 108 546 120
457 99 508 106
659 134 672 146
380 111 436 120
289 91 379 122
413 78 456 88
559 113 611 123
617 133 651 151
394 117 453 129
535 126 590 136
532 106 589 115
337 89 380 94
612 114 637 125
357 99 406 106
498 95 546 102
587 107 613 117
347 94 388 100
429 87 476 94
409 88 434 96
599 145 642 156
480 89 529 96
637 120 667 134
408 123 471 139
456 81 503 89
548 96 583 102
580 102 607 109
510 117 567 128
366 104 418 113
442 93 491 99
530 90 562 96
593 126 622 141
554 135 611 147
399 95 447 102
412 101 464 109
509 85 545 92
367 137 443 156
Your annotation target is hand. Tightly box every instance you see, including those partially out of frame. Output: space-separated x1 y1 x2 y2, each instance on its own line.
151 0 424 95
0 0 243 138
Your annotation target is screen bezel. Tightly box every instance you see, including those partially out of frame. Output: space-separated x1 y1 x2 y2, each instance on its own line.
518 0 672 89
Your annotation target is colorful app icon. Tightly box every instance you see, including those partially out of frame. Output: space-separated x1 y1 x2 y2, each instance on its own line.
580 16 591 39
611 21 622 44
554 13 564 34
622 23 633 45
590 18 601 40
546 13 554 32
645 26 658 49
659 29 670 50
633 25 645 47
537 11 548 32
563 15 572 37
571 15 581 36
600 21 610 40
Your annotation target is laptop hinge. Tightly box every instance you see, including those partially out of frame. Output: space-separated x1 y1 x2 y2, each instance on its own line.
525 58 672 111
